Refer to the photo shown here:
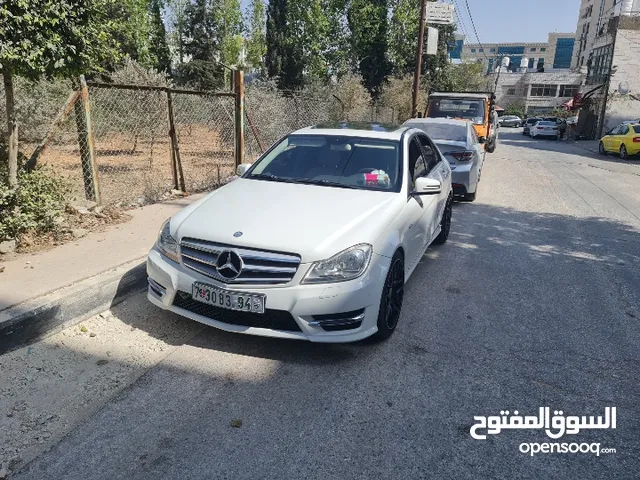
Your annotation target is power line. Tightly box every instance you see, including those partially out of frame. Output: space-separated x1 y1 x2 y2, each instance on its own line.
451 0 470 42
463 0 490 61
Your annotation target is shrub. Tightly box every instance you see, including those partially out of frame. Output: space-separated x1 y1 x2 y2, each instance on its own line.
0 146 69 241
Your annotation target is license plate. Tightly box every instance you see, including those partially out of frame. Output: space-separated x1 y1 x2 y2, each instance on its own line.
192 282 265 314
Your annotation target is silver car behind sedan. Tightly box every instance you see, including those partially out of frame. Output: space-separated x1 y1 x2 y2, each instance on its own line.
403 118 484 202
499 115 522 127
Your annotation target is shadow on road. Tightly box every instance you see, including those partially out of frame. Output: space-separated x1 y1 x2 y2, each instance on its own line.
11 200 640 480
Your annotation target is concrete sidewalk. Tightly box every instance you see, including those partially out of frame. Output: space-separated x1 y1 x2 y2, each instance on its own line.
0 194 204 353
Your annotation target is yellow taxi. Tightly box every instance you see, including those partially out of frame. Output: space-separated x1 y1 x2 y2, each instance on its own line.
599 122 640 159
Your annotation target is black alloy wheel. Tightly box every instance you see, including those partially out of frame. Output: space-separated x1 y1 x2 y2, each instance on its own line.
371 252 405 341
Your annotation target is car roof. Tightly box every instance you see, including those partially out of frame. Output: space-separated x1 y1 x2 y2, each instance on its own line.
403 117 470 128
429 92 489 100
293 122 408 140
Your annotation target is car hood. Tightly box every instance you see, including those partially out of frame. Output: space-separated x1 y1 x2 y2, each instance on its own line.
172 178 402 262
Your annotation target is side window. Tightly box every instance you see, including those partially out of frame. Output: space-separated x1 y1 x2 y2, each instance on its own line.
417 134 439 173
620 125 630 135
610 125 621 135
469 126 479 144
408 138 427 183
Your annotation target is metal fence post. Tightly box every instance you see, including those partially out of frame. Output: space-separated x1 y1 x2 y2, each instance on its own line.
166 89 186 192
74 75 101 203
234 70 245 168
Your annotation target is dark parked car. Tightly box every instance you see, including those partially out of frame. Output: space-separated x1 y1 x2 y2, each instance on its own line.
523 117 542 136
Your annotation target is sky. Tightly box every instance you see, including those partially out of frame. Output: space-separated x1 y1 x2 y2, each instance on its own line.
236 0 582 45
453 0 581 43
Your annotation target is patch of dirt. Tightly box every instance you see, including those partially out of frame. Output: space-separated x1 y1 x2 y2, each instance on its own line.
14 205 131 256
0 299 202 477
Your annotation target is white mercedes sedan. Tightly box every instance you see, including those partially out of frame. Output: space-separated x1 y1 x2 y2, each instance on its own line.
147 123 453 342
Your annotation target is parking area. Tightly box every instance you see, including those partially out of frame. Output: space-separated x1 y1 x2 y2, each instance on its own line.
7 129 640 479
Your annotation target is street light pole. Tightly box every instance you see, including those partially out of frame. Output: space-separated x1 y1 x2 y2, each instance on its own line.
411 0 428 118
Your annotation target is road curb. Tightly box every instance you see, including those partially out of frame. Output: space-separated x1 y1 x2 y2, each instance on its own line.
0 258 148 355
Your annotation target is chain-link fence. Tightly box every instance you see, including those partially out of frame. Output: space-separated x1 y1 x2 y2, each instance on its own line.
173 92 236 192
3 74 399 206
244 88 397 158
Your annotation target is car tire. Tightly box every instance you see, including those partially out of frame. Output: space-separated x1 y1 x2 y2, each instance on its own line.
433 194 453 244
371 251 405 342
515 123 521 128
599 142 607 155
462 191 477 202
620 144 628 159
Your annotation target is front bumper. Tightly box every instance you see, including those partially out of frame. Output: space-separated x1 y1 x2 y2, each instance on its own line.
146 247 390 343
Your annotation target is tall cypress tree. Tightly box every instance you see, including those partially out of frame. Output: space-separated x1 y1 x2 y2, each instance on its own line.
266 0 304 89
149 0 172 73
180 0 224 89
348 0 390 97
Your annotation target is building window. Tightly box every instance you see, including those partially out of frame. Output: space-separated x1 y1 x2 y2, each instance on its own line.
530 84 557 97
540 47 546 52
528 58 535 69
471 48 476 53
490 48 496 53
587 44 614 85
530 48 537 52
559 85 580 97
478 48 483 52
537 58 545 72
487 58 494 74
553 38 575 69
507 88 516 95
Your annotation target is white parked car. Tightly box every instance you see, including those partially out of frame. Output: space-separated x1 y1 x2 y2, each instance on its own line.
403 118 484 202
530 120 560 139
147 123 453 342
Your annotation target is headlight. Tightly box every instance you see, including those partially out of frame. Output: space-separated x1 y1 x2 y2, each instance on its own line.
157 219 180 262
302 244 372 284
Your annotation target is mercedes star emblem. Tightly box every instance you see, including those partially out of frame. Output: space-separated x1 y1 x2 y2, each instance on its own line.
215 250 243 279
233 231 243 237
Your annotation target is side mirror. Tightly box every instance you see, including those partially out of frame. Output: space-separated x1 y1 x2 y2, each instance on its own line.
414 177 441 195
478 136 487 144
236 163 253 176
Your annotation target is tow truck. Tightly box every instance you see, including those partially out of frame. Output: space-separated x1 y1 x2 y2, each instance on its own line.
424 92 499 153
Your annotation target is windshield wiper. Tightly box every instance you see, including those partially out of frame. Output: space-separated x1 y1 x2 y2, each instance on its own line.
249 173 301 183
298 179 359 190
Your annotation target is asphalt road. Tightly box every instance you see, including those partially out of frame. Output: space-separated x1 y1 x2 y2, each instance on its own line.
15 129 640 479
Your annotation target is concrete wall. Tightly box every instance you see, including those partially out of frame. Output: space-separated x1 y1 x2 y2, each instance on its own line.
603 22 640 130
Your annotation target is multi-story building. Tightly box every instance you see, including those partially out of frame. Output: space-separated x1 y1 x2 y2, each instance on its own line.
490 71 584 116
571 0 640 137
462 33 576 74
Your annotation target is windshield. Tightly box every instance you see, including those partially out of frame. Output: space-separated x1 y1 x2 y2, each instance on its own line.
427 97 486 125
246 134 401 192
405 122 467 142
527 118 541 124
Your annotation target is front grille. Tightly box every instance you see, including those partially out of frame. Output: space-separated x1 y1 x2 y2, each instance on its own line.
173 291 302 332
180 238 301 285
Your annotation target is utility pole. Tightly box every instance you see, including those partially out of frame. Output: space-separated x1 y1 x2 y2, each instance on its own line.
412 0 428 118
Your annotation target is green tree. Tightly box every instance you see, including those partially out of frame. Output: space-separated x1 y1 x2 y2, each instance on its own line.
348 0 390 97
0 0 119 188
266 0 305 89
167 0 190 65
104 0 154 68
421 21 456 92
245 0 267 70
179 0 224 89
149 0 172 73
217 0 244 67
388 0 419 75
